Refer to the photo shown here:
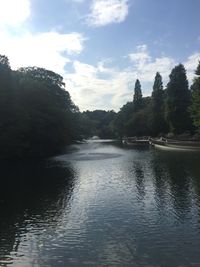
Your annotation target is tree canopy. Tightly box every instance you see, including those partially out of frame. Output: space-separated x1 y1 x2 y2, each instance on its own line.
0 57 79 159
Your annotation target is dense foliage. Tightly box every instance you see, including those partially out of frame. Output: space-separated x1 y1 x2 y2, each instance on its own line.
80 110 117 139
113 63 200 139
0 55 79 159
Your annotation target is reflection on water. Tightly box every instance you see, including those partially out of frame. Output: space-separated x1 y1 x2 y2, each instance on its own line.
0 141 200 266
0 160 75 267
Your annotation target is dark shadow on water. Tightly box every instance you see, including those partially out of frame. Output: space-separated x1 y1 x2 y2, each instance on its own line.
0 159 75 266
151 150 200 219
127 149 200 266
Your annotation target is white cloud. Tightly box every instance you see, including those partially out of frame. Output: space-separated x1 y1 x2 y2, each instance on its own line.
184 53 200 81
0 0 86 76
128 44 175 85
87 0 129 27
136 57 175 83
129 44 151 69
73 61 97 77
65 59 139 111
65 60 124 110
0 0 30 27
0 30 85 74
65 45 177 111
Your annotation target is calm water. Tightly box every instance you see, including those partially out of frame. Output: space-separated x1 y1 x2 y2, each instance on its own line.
0 140 200 267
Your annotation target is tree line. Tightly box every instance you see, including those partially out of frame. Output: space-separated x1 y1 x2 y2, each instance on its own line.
113 62 200 139
0 54 200 159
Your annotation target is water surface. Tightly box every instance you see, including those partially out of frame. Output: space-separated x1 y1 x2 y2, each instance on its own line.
0 140 200 266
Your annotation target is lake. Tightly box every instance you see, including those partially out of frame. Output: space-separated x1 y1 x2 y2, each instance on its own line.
0 140 200 267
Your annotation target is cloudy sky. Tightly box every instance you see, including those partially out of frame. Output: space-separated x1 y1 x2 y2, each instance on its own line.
0 0 200 111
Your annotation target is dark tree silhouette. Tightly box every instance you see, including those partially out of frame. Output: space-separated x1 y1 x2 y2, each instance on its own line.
0 56 79 159
151 72 167 136
133 79 142 111
165 64 192 134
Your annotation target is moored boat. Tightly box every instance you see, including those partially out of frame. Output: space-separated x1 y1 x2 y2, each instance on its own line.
149 138 200 151
123 137 149 146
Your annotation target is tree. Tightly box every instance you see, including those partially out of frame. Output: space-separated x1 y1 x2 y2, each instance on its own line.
153 72 163 91
125 97 152 137
114 97 152 138
114 102 134 138
151 72 167 136
18 67 78 112
82 110 117 138
190 62 200 130
0 57 81 159
165 64 192 134
18 67 65 87
16 67 79 157
133 79 142 110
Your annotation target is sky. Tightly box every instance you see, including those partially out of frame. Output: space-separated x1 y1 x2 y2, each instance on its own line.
0 0 200 111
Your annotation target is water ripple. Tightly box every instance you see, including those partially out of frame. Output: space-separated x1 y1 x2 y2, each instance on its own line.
1 141 200 266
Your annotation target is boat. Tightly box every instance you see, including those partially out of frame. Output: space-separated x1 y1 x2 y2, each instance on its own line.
149 137 200 151
122 137 149 146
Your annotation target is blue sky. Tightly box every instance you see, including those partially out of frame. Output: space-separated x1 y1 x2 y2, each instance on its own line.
0 0 200 110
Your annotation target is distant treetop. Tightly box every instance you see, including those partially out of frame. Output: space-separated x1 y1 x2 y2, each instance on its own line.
133 79 142 102
18 67 65 88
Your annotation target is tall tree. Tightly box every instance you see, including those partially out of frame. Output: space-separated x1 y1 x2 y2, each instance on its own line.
133 79 142 111
151 72 167 136
153 72 163 91
165 64 192 134
190 61 200 130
